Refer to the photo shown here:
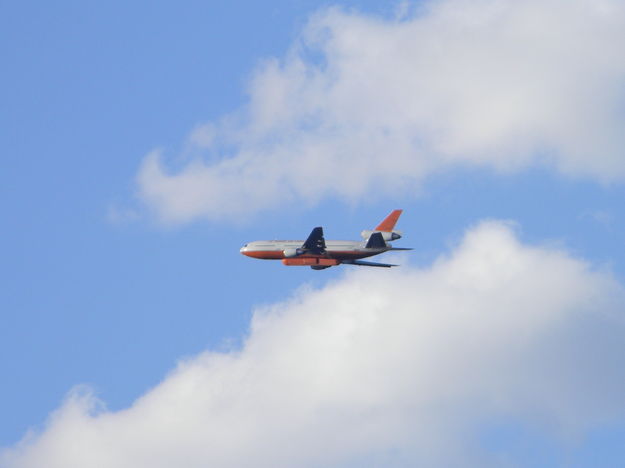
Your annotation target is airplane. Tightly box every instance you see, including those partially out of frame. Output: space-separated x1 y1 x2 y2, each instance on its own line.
240 210 412 270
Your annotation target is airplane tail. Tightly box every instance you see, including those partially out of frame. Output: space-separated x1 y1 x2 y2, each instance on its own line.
361 210 404 241
375 209 403 231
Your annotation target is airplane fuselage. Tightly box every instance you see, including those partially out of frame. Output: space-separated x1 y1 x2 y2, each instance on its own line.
240 240 388 261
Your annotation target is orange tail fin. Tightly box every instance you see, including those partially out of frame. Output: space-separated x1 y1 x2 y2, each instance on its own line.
375 209 403 232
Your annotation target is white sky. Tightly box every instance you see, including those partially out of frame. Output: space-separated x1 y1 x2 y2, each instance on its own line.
139 0 625 223
4 222 625 467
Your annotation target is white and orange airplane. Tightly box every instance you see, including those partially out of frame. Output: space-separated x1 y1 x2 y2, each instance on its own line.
240 209 411 270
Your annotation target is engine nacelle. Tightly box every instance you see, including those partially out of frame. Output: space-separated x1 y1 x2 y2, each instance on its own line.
360 230 402 241
283 248 305 258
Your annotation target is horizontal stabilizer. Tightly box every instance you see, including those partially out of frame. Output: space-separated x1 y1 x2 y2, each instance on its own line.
390 247 413 251
342 259 397 268
365 232 387 249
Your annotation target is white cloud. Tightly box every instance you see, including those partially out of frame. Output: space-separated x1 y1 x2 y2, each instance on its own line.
137 0 625 223
3 221 625 467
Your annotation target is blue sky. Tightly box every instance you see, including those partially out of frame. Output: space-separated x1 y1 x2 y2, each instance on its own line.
2 1 625 466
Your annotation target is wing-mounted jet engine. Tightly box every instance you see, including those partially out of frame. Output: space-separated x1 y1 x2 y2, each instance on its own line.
283 248 305 258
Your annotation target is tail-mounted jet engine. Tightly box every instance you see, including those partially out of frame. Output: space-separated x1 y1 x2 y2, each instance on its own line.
360 230 402 241
283 248 305 258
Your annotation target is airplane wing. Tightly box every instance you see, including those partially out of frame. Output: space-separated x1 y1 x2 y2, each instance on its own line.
302 227 326 254
342 259 397 268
